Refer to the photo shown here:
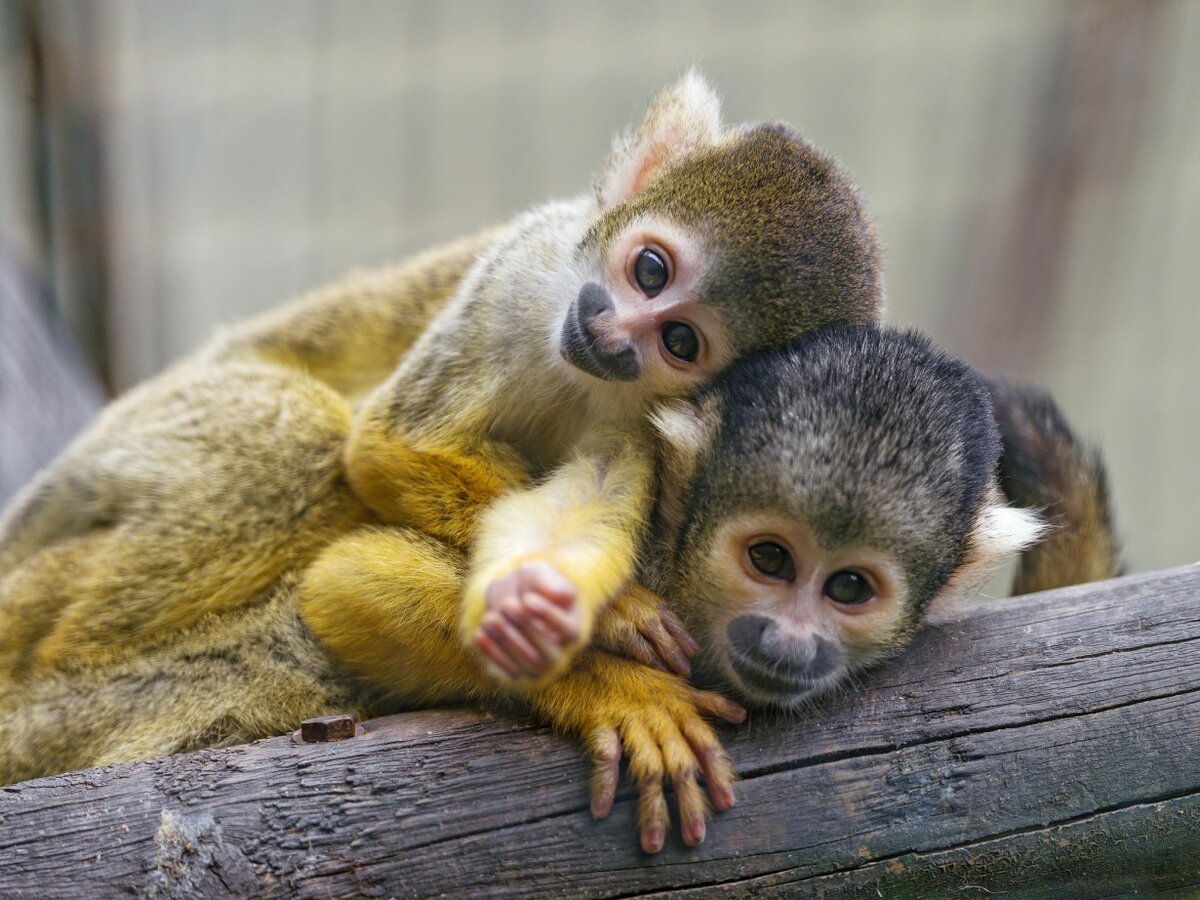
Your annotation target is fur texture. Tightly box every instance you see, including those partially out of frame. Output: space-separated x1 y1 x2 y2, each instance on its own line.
987 378 1123 593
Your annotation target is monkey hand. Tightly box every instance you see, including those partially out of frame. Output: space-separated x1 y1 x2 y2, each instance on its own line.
472 561 585 681
529 652 745 853
593 583 699 676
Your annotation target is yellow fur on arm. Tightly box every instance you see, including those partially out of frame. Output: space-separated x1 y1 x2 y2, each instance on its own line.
459 437 656 665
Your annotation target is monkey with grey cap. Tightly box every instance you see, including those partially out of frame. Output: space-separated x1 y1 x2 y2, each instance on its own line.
639 324 1052 712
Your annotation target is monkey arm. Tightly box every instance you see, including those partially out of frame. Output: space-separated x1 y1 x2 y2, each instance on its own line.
343 410 531 552
0 579 364 780
298 525 741 854
459 427 657 682
210 228 496 402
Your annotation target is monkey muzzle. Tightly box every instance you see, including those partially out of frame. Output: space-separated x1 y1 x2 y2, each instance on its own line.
724 614 843 705
560 282 639 382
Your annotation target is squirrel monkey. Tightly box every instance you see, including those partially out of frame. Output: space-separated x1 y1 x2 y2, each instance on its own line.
334 70 882 683
642 326 1055 710
0 325 1118 856
0 71 883 683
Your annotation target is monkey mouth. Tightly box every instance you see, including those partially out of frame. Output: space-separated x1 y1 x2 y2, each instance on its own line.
726 653 837 708
560 306 639 382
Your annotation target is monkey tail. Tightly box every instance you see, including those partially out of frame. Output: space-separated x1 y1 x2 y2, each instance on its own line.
986 378 1123 595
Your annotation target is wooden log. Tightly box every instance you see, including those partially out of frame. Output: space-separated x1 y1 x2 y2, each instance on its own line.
1 565 1198 897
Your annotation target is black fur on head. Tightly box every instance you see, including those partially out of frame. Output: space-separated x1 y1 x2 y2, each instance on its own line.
678 325 1001 613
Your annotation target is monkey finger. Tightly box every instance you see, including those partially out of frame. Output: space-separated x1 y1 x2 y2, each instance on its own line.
660 609 701 658
473 630 523 680
618 629 672 673
651 721 710 847
483 570 521 609
482 612 546 677
512 612 565 668
687 686 748 725
521 592 582 645
636 779 670 854
640 618 692 676
588 728 622 819
680 717 737 812
621 718 670 853
515 561 578 610
672 767 709 847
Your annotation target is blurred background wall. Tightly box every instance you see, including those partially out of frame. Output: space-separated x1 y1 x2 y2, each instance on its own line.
0 0 1196 577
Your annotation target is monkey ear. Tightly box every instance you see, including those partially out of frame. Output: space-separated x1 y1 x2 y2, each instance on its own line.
923 495 1049 623
598 69 723 208
650 397 714 482
650 398 716 538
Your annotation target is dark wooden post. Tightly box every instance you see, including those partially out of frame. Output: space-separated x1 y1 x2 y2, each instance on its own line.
1 565 1198 897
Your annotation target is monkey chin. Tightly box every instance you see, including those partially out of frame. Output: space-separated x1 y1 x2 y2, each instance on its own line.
721 657 849 713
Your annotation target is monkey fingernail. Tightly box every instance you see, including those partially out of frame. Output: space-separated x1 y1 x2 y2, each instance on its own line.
714 787 736 811
684 818 706 847
641 824 666 854
719 700 748 724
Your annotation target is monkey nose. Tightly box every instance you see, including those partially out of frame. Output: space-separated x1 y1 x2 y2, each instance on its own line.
577 283 614 335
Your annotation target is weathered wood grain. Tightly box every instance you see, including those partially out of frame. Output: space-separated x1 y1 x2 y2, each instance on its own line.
1 565 1197 898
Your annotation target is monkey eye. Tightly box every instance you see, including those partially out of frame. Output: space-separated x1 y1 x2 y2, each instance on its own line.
634 248 669 296
824 571 874 605
662 321 699 362
748 542 795 581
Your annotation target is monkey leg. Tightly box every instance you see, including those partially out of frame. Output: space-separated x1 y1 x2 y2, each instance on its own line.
0 360 370 675
0 578 364 783
299 527 490 708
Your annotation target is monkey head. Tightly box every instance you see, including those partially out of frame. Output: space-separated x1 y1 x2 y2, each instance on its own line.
648 326 1045 711
559 71 882 400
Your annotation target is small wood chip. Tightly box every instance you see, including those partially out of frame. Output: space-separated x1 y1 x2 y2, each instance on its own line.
299 715 357 742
